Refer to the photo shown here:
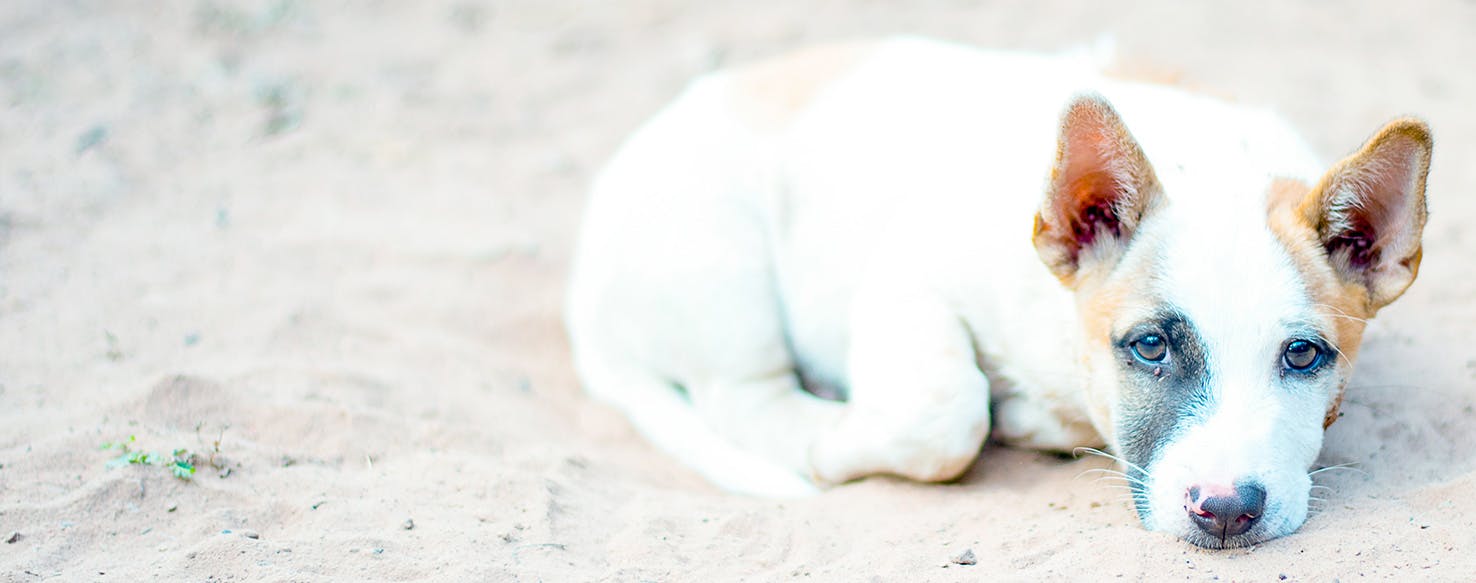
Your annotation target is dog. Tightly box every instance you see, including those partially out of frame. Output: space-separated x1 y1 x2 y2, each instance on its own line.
565 37 1431 548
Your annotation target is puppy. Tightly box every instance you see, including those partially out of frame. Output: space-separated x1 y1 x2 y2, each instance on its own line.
565 37 1431 548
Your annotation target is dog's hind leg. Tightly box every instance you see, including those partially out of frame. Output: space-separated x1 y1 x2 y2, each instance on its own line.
809 282 992 485
575 351 836 497
682 368 845 483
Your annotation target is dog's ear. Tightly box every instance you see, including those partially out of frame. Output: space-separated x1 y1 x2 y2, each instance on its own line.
1033 94 1164 287
1298 119 1431 311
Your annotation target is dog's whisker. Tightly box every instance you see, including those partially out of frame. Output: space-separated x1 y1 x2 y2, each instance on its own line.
1308 303 1370 324
1308 463 1365 477
1073 447 1149 477
1080 467 1132 476
1079 467 1141 480
1085 472 1149 487
1090 476 1143 485
1075 452 1154 501
1078 474 1149 494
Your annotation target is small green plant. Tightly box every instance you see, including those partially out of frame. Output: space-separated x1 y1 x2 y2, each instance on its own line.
100 435 196 480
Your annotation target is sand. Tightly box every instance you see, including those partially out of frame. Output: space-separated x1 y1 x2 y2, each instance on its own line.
2 0 1475 580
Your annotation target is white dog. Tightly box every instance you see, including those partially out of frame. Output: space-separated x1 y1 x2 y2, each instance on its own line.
565 37 1430 548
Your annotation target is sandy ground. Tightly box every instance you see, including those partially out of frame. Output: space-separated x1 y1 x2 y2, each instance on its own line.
2 1 1475 580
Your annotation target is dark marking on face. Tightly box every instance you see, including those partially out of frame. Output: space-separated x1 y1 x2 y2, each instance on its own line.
1113 309 1213 521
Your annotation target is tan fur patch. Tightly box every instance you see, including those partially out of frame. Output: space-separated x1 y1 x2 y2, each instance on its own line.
1102 59 1237 102
728 42 878 132
1272 118 1433 429
1294 119 1431 310
1266 177 1373 429
1103 59 1186 87
1076 252 1159 436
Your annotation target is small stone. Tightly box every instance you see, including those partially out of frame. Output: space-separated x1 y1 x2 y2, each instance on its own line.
372 547 384 555
401 518 415 531
219 467 233 479
241 530 259 539
950 548 977 566
5 531 20 544
1278 575 1287 581
167 503 178 513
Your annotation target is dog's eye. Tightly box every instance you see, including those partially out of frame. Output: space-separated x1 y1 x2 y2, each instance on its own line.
1283 340 1323 371
1131 334 1168 363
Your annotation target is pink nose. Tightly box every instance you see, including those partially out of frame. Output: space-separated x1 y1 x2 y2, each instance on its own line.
1184 482 1266 540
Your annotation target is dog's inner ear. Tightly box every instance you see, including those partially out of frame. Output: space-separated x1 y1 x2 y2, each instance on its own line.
1033 94 1163 286
1298 119 1431 311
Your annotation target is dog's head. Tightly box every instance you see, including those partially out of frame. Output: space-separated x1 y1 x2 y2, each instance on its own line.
1032 95 1431 548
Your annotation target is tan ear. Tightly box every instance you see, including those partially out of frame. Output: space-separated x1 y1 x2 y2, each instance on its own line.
1298 118 1432 311
1033 94 1164 287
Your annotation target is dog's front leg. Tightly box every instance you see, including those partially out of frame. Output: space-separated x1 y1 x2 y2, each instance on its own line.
810 282 991 485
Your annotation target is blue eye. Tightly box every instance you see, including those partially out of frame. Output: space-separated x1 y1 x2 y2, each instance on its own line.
1131 334 1168 363
1283 340 1323 371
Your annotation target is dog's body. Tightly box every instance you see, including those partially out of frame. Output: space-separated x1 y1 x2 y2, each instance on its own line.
567 38 1430 548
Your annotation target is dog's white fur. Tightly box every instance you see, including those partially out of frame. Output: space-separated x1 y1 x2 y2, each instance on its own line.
566 37 1430 547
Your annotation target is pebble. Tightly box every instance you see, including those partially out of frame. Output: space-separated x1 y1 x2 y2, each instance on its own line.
950 548 977 566
5 532 20 544
402 518 415 531
241 530 260 540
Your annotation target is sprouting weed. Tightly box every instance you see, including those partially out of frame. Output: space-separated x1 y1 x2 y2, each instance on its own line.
100 435 196 480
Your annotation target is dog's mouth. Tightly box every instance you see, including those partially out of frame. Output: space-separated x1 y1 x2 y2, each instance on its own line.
1129 482 1297 549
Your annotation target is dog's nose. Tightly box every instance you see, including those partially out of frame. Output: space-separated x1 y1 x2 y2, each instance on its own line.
1185 482 1266 539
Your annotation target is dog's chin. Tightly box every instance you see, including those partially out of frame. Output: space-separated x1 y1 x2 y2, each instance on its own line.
1175 524 1276 550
